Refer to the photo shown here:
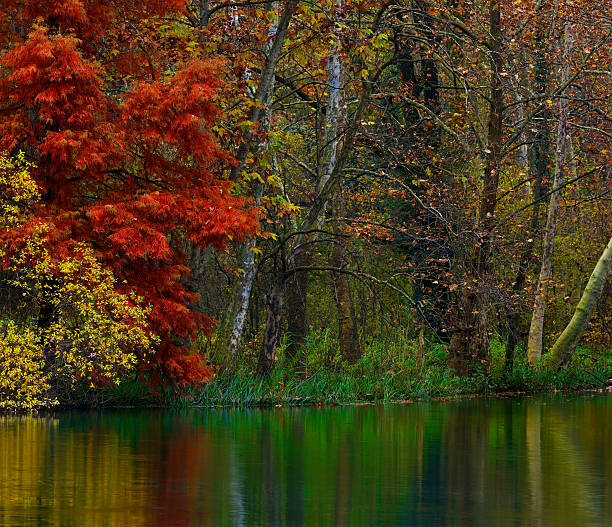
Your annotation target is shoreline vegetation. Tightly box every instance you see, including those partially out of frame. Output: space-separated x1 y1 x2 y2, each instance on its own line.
4 336 611 412
69 333 611 411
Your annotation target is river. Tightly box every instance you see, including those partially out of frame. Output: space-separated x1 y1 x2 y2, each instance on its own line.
1 394 610 526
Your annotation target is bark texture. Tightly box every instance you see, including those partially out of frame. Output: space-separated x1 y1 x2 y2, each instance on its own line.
258 281 284 375
549 236 612 369
449 0 503 374
285 247 310 361
527 23 573 365
330 182 360 364
225 1 288 360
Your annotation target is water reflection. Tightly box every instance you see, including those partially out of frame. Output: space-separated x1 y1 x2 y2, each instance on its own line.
0 395 610 526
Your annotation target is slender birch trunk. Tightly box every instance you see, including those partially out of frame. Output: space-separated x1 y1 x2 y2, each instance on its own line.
285 0 345 361
549 235 612 369
326 5 359 365
527 23 573 365
228 230 259 360
224 2 293 360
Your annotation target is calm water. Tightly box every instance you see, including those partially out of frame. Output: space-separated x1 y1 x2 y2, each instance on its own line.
1 395 611 527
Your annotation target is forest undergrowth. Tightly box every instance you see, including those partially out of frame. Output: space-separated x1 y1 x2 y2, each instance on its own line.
75 329 612 409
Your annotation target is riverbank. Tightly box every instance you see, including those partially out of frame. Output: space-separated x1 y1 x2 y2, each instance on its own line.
73 340 612 409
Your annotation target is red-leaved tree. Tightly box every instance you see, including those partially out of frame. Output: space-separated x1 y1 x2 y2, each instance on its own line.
0 1 258 385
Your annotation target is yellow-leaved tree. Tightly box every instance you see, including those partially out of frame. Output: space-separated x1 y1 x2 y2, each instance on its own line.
0 154 156 410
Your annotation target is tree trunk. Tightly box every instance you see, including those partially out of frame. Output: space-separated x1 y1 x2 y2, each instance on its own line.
449 0 503 374
285 2 345 361
527 23 573 365
230 0 295 179
531 2 552 199
449 291 489 376
258 281 284 375
224 1 288 359
330 182 360 364
227 239 258 360
503 148 544 374
549 235 612 369
198 0 210 32
285 247 309 361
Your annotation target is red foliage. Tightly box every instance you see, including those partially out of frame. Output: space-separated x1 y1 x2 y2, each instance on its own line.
0 1 258 385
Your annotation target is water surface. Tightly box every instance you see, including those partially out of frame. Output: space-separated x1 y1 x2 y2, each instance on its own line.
1 395 611 526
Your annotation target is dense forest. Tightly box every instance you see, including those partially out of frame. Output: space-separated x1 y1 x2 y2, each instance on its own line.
0 0 610 409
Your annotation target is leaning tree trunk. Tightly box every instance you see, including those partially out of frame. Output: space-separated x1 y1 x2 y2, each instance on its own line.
527 23 573 365
548 236 612 369
230 0 295 179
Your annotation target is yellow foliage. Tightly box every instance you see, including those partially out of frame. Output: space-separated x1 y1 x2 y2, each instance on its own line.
0 152 39 228
0 230 157 409
0 155 157 410
583 314 611 349
0 322 50 410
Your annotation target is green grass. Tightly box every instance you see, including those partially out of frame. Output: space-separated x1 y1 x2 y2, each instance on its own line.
83 328 612 409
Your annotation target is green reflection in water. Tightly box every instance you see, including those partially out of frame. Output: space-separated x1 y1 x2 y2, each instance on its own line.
1 395 610 527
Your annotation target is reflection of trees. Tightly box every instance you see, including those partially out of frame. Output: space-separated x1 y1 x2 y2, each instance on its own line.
333 431 352 527
0 416 58 525
0 413 158 527
575 397 612 521
544 402 604 525
0 398 610 527
526 403 543 527
260 418 281 525
287 415 305 526
147 416 214 527
444 403 491 525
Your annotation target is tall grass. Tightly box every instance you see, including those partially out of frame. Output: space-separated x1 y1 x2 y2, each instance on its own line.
76 328 611 408
158 329 612 408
